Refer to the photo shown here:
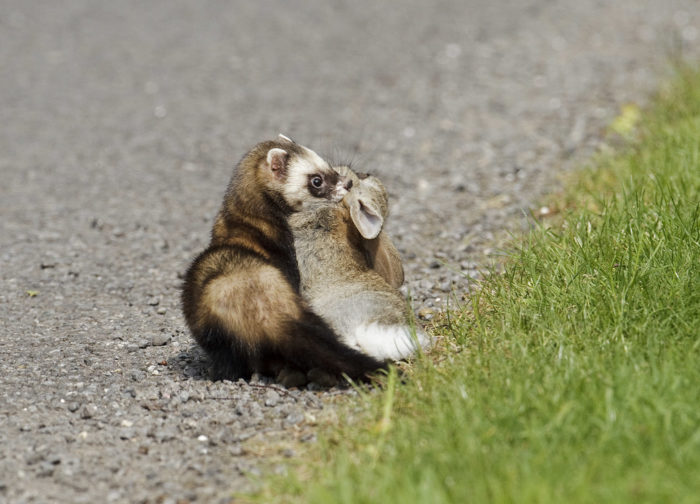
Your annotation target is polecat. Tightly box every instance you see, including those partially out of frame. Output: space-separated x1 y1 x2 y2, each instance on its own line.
181 137 385 381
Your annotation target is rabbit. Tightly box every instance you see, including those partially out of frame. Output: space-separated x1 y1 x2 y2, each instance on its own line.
289 165 431 361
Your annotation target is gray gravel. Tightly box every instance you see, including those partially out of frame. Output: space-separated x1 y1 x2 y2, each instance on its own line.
1 1 699 502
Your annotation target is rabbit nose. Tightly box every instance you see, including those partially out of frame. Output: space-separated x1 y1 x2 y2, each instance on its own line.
344 178 353 190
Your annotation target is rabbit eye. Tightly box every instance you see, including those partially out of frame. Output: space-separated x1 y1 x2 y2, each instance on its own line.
311 176 323 188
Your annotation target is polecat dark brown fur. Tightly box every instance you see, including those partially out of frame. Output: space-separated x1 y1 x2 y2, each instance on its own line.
181 136 385 381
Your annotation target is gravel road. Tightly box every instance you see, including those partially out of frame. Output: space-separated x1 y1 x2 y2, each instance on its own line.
1 1 698 502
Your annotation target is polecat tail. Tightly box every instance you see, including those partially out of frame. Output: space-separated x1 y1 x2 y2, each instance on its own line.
275 309 387 380
187 307 386 382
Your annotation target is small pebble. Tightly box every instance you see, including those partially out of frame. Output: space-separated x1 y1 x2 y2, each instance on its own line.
130 370 145 382
417 307 436 320
264 390 280 407
80 404 97 419
26 453 44 465
284 411 304 426
37 462 55 478
150 333 170 346
154 429 176 443
46 454 61 465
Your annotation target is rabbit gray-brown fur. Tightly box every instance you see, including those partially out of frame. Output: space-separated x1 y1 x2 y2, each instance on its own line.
290 165 430 361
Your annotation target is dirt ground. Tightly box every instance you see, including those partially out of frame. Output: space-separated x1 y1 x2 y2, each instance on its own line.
1 1 698 502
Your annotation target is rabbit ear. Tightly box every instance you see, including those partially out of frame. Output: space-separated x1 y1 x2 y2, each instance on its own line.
348 196 384 239
370 232 405 288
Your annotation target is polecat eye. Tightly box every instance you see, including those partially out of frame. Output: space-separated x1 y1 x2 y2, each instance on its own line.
311 176 323 188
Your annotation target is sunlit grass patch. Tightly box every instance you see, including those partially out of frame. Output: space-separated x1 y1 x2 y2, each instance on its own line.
265 68 700 504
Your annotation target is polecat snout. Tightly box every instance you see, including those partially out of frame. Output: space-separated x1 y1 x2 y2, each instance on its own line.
181 136 385 381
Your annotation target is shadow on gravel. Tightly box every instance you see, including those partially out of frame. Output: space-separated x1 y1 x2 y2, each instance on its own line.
168 344 211 381
167 344 362 391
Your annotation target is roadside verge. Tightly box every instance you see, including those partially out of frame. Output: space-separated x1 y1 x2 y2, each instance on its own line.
262 67 700 504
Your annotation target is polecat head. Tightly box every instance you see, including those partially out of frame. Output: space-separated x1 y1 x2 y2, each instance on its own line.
258 135 351 212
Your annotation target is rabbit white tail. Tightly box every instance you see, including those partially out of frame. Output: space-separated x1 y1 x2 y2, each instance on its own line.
346 323 431 361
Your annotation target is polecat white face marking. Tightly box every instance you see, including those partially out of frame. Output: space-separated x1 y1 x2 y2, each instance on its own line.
271 142 351 211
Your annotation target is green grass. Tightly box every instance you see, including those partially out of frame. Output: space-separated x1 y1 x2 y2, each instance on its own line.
268 69 700 504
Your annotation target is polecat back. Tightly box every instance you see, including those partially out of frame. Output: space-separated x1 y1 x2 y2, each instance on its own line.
181 137 385 381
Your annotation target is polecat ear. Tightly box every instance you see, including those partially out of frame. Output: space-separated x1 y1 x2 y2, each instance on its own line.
348 196 384 239
266 148 288 180
278 134 294 143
